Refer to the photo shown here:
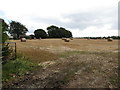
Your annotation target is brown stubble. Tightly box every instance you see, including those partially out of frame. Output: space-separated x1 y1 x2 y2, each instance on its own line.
9 39 118 63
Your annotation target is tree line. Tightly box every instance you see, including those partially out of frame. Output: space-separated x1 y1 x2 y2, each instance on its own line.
1 19 72 39
80 36 120 39
1 18 120 40
33 25 72 39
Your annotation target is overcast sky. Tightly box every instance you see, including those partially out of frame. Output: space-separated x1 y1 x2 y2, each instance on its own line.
0 0 119 37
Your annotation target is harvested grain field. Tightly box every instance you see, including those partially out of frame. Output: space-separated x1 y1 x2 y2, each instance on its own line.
3 39 119 88
11 39 118 62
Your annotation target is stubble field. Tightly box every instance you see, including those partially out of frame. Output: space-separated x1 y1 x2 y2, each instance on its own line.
13 39 118 62
4 39 119 88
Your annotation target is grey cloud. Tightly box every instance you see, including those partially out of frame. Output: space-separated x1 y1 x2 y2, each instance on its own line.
32 17 62 26
31 6 117 30
63 7 117 30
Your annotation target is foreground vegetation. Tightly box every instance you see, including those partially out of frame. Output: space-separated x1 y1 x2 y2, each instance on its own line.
2 54 38 82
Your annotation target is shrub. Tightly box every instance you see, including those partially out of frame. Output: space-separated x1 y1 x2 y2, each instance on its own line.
2 43 13 64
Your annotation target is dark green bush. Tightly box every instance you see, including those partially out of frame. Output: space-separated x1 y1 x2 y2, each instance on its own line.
2 43 13 64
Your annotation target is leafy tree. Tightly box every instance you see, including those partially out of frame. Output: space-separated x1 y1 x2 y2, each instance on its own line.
0 19 9 43
34 29 47 39
111 36 120 39
9 21 28 39
47 25 72 38
29 34 35 39
47 25 59 38
0 19 13 64
59 27 72 38
66 30 72 38
24 35 31 39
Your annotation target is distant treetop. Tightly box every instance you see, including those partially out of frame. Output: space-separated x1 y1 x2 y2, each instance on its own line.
47 25 72 38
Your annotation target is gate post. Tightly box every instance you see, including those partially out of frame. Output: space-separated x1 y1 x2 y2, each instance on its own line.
15 42 17 59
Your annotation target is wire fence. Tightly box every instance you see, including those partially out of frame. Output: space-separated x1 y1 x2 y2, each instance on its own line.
0 42 16 64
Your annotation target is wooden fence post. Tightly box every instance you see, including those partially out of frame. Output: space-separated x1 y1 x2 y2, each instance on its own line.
15 42 17 59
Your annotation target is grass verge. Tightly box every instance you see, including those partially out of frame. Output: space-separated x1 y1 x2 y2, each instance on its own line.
2 54 38 82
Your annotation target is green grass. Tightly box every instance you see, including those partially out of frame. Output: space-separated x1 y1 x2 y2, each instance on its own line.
62 62 82 84
60 50 87 58
109 70 119 88
110 76 118 87
63 69 77 83
60 50 117 59
2 54 38 82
